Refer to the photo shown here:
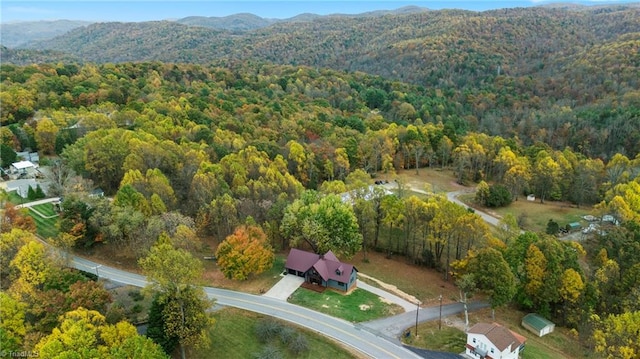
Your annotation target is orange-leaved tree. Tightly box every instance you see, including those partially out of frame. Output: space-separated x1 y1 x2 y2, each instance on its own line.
216 225 274 281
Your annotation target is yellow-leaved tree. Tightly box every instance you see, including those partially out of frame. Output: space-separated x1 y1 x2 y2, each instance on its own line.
35 307 167 359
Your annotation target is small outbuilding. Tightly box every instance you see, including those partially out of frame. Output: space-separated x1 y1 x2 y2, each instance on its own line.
521 313 555 337
11 161 36 175
567 222 581 232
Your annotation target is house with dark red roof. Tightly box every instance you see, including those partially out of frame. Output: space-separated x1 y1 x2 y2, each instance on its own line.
465 322 526 359
284 248 358 292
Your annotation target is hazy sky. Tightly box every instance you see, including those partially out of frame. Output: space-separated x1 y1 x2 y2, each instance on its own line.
1 1 637 23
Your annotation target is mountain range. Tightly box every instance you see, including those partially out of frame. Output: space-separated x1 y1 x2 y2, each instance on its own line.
0 6 429 47
3 5 638 90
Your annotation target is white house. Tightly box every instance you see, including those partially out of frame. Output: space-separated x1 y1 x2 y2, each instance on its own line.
466 322 526 359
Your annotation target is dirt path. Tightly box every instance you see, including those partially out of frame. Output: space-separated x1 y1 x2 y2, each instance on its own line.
358 272 420 304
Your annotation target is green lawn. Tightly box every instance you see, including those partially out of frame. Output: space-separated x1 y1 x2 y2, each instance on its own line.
403 323 467 353
6 191 24 205
457 193 590 233
521 342 565 359
189 308 357 359
31 202 58 216
28 203 59 239
288 287 403 322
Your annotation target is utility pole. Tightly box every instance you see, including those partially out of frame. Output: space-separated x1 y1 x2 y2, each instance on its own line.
414 300 420 336
92 265 102 279
438 294 443 330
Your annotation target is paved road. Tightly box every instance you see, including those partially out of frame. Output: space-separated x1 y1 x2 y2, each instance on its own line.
363 301 489 341
446 190 500 227
71 256 422 359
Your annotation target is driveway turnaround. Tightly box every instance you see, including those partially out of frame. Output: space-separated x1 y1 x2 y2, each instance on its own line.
262 274 304 300
357 280 417 312
363 300 489 340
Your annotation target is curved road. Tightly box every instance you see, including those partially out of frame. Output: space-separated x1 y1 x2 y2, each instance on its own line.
28 188 496 358
446 190 500 227
71 256 421 359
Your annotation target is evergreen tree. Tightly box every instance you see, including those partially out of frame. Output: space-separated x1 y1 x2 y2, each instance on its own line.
147 294 178 356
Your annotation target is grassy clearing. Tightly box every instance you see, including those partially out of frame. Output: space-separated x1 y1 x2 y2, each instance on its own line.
391 168 465 194
189 308 360 359
403 322 466 353
108 285 152 325
492 199 589 233
28 203 59 239
456 192 591 234
288 287 403 322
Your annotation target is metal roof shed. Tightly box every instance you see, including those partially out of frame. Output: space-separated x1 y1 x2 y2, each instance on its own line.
11 161 36 171
567 222 581 231
522 313 555 337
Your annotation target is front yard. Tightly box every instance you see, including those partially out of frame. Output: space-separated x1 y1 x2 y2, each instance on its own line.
288 287 403 322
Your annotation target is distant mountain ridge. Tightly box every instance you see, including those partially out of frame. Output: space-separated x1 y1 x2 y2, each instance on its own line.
0 6 429 47
2 4 639 115
0 20 93 47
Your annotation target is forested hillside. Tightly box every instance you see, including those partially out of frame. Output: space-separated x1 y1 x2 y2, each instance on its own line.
2 59 639 357
6 6 639 158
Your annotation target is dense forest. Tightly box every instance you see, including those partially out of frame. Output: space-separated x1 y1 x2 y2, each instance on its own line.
3 6 640 159
1 4 640 358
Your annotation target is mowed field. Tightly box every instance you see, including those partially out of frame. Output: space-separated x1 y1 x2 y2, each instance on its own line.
28 202 59 239
392 167 594 234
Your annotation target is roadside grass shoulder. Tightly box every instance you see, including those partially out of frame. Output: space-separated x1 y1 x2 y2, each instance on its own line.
403 323 466 353
189 307 360 359
288 287 403 322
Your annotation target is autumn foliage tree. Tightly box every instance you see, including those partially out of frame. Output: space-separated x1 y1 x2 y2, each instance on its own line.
281 190 362 258
592 311 640 359
35 307 167 359
215 225 275 280
139 234 214 359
